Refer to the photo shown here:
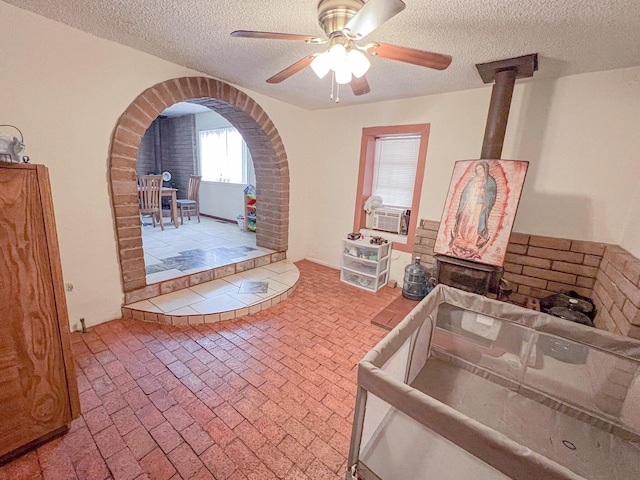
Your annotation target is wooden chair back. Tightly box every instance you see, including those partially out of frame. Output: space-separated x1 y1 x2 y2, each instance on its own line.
137 175 163 214
186 175 202 201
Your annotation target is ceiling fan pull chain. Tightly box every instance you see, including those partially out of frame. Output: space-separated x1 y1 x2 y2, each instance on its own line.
329 70 340 103
330 71 334 101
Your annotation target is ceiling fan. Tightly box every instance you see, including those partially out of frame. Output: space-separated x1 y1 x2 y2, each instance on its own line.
231 0 452 101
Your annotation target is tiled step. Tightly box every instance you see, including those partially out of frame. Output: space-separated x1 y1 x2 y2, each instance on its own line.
123 260 300 325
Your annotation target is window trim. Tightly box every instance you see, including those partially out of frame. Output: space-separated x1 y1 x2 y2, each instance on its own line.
353 124 430 254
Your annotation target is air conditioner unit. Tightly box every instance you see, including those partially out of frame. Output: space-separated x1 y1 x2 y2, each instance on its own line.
372 207 405 234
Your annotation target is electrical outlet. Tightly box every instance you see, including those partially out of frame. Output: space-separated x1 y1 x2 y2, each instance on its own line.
65 283 73 292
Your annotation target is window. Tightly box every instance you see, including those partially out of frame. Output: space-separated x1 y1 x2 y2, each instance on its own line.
199 127 250 183
354 124 430 253
372 135 421 209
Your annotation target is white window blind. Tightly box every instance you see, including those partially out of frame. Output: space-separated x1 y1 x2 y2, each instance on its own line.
199 127 249 183
372 135 420 209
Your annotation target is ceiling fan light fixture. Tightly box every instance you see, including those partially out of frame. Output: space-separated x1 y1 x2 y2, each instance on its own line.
334 63 352 84
347 48 370 78
310 51 332 78
329 43 348 64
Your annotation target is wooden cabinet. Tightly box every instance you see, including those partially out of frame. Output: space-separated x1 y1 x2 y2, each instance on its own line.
340 238 392 292
0 162 80 464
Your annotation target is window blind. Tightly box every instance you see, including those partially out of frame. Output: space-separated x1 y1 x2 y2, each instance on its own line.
372 135 420 209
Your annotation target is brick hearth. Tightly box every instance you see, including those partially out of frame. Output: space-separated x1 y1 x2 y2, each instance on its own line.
413 219 640 339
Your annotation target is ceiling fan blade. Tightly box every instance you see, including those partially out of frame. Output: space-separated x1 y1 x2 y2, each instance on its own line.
350 75 371 96
367 42 452 70
344 0 406 40
266 55 316 84
231 30 326 44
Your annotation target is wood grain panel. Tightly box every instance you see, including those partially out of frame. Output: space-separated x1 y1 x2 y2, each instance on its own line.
0 163 76 461
36 165 80 420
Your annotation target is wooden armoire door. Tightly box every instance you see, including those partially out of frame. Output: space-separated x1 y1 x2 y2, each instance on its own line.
0 162 80 463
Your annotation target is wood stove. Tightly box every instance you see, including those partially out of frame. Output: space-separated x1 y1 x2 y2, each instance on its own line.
434 255 502 296
434 54 538 295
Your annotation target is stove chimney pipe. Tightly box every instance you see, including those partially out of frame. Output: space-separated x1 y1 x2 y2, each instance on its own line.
475 54 538 159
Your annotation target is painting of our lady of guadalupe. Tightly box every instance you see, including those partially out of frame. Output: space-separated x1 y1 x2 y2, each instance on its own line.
434 159 529 267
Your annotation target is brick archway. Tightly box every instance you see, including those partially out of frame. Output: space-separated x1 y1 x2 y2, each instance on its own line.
109 77 289 299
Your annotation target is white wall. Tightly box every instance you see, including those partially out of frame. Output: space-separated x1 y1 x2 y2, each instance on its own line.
303 67 640 280
200 181 247 222
0 2 312 328
620 182 640 258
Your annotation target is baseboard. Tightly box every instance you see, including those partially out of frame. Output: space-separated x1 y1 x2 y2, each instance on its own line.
304 257 340 271
201 213 235 224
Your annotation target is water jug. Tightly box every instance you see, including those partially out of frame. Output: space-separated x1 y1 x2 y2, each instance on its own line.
402 257 430 300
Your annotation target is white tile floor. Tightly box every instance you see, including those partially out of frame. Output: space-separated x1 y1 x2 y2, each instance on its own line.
141 215 274 284
126 260 299 315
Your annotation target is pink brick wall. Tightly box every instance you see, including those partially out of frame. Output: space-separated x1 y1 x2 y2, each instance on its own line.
136 124 156 175
414 219 640 339
592 245 640 338
501 233 605 306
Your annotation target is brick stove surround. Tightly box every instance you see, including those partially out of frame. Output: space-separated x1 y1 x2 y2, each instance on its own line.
592 245 640 337
414 219 640 340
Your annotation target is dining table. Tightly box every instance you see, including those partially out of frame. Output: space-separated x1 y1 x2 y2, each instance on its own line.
161 187 179 228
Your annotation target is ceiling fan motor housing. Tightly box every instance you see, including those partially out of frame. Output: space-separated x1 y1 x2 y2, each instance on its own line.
317 0 363 37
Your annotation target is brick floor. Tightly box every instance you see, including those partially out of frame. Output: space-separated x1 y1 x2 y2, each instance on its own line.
370 295 419 330
0 260 399 480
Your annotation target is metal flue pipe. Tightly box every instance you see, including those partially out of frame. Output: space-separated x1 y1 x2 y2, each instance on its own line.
480 68 517 160
475 54 538 159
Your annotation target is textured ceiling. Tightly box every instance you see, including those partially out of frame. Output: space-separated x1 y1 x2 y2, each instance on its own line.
5 0 640 110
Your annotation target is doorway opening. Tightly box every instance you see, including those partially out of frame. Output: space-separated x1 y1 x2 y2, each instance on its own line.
137 104 273 285
109 77 290 304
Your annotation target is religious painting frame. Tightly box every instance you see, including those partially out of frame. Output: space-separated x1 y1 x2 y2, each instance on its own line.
434 159 529 267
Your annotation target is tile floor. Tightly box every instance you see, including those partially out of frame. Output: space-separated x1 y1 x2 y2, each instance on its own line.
0 260 401 480
142 216 274 285
126 261 300 319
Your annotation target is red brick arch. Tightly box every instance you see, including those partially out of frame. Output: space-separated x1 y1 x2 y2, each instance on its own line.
109 77 289 299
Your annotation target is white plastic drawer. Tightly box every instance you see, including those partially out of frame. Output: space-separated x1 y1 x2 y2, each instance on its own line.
343 255 389 277
343 244 382 261
376 242 391 259
341 270 389 292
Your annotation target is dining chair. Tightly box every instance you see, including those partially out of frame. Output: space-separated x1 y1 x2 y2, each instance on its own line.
176 175 202 224
137 175 164 230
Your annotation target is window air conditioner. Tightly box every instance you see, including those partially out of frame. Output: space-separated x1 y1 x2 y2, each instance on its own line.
372 207 405 234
